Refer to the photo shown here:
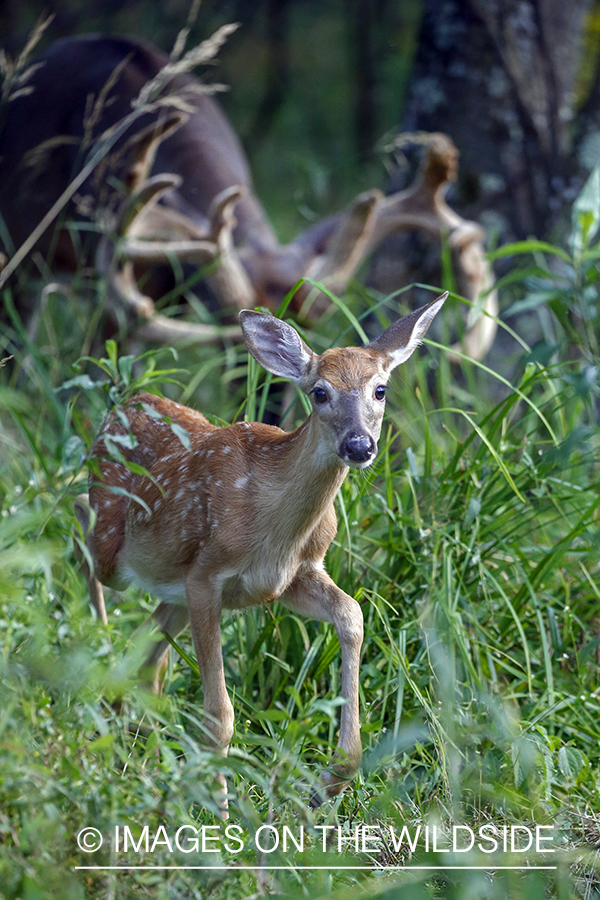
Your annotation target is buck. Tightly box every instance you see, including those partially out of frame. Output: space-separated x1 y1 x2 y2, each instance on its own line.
0 32 495 358
75 292 446 812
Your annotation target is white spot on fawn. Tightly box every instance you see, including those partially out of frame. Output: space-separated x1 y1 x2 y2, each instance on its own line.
235 475 249 489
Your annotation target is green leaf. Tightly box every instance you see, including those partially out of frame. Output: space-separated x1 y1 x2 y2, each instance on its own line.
89 733 116 752
62 435 85 468
103 432 137 451
572 165 600 254
105 339 118 371
488 240 571 263
503 290 563 318
117 354 135 384
56 374 108 393
557 746 587 783
169 422 192 452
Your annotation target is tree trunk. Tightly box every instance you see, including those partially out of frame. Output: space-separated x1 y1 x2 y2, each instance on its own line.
400 0 591 241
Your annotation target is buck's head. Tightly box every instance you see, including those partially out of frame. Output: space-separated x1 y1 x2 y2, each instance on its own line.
239 292 446 469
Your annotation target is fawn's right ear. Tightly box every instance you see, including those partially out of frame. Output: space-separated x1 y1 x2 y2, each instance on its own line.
239 311 314 383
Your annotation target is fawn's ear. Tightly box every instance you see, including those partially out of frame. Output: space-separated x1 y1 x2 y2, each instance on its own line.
367 292 447 370
239 311 314 383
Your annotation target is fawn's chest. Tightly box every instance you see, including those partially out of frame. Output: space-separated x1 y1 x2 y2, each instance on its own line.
217 499 338 609
120 499 333 610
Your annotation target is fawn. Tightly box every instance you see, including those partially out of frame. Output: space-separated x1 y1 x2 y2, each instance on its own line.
75 292 446 810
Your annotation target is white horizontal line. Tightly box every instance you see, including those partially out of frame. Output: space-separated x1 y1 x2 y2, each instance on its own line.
75 865 558 871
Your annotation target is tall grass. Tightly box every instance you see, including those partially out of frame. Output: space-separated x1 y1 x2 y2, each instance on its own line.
1 168 600 899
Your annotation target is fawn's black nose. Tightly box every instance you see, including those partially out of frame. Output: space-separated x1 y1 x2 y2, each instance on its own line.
341 432 376 465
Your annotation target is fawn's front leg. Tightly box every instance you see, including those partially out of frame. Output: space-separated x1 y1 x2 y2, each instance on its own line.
186 571 235 818
281 569 364 802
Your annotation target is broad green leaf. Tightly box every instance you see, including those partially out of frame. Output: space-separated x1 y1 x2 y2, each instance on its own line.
488 240 571 263
571 164 600 255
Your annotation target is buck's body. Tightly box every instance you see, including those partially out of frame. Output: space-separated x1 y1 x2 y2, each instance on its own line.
1 34 495 355
91 391 342 611
0 34 273 264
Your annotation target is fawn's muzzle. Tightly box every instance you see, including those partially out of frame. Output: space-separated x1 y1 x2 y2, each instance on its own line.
341 432 376 465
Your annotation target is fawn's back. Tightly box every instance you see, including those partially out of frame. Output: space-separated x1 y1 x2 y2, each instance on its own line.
89 390 341 611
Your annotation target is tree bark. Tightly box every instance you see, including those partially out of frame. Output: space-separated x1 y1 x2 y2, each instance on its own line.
401 0 592 240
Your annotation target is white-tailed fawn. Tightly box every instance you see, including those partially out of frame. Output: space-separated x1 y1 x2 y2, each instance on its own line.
75 292 447 813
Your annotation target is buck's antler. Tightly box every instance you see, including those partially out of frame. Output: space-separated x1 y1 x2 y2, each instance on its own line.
304 134 498 362
2 36 500 362
96 113 250 344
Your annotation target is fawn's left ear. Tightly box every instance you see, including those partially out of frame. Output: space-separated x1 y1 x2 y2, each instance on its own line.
367 292 447 370
239 310 314 383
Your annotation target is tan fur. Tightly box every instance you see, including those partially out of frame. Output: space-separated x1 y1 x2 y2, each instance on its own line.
77 298 446 815
316 347 384 391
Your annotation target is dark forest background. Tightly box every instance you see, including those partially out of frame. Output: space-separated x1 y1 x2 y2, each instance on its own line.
3 0 600 256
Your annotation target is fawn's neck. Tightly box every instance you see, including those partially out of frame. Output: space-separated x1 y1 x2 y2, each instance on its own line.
255 414 348 545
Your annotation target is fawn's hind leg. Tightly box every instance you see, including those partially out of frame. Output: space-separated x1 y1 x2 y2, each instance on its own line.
133 601 190 695
74 494 108 626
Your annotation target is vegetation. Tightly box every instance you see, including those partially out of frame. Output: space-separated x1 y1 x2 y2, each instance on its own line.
1 9 599 894
1 162 599 898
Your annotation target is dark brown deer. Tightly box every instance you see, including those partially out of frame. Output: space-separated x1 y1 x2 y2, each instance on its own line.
0 33 496 356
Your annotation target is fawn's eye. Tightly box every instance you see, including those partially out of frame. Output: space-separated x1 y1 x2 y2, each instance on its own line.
375 385 386 401
313 388 329 405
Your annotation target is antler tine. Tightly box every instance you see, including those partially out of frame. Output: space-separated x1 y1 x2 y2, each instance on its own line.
446 235 498 364
305 189 383 292
207 185 245 245
119 171 184 235
368 134 498 362
203 185 257 311
96 178 242 345
119 110 189 197
120 236 220 266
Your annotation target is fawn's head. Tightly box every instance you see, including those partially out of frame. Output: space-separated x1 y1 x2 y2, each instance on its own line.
240 292 446 469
